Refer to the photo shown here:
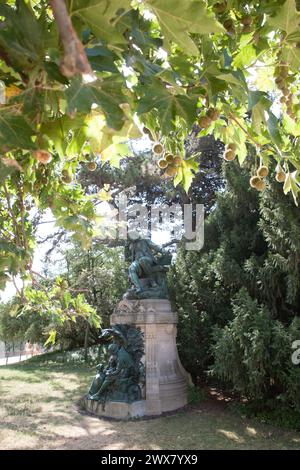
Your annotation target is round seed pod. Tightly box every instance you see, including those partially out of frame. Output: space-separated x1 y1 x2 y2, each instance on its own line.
207 108 220 121
165 154 175 163
257 165 269 178
88 162 97 171
226 143 237 152
214 2 227 14
241 15 253 26
275 171 286 183
62 174 72 184
226 26 236 35
174 155 182 165
34 150 52 164
242 24 252 34
275 76 284 87
158 159 168 169
164 165 178 177
224 149 236 161
198 116 212 129
224 18 234 30
282 87 289 96
250 176 261 188
255 179 266 191
152 142 164 155
278 66 289 78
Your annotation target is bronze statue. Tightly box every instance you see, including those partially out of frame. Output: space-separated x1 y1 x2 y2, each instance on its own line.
87 325 145 407
124 238 172 299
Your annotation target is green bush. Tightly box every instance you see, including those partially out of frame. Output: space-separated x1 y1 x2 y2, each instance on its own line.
169 161 300 417
211 288 300 410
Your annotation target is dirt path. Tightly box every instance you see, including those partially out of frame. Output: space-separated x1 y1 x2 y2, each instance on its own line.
0 361 299 450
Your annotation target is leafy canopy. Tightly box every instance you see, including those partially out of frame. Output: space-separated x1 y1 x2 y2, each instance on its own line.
1 0 300 296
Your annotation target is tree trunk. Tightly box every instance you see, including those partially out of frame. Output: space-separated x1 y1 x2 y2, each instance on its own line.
84 322 90 363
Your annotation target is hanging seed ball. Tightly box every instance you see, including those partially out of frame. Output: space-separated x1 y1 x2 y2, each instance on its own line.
242 24 252 34
165 154 175 163
226 143 237 151
34 150 52 164
88 162 97 171
276 171 286 183
275 76 284 88
174 155 182 165
164 165 178 177
62 173 72 184
255 179 266 191
158 159 168 169
224 18 234 30
257 165 269 178
277 64 289 78
241 15 253 26
152 142 164 154
198 116 212 129
282 87 289 96
250 175 261 188
207 108 220 121
224 149 236 161
213 2 227 13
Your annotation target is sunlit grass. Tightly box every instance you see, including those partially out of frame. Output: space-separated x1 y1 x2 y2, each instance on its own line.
0 354 299 450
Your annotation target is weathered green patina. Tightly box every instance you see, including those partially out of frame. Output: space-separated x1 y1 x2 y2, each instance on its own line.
87 324 145 407
124 238 172 300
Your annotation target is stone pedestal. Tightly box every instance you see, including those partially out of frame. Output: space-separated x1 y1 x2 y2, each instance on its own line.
111 299 188 416
83 398 146 419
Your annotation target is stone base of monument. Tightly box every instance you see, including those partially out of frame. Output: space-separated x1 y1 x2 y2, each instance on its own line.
82 299 189 419
113 299 188 416
83 397 146 419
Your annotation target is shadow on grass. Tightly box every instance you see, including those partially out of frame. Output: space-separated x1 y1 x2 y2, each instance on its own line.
1 353 300 450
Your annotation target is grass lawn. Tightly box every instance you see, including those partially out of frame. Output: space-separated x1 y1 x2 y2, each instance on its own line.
0 354 300 450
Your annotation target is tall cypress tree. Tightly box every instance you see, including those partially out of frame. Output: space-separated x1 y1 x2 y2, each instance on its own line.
169 161 300 413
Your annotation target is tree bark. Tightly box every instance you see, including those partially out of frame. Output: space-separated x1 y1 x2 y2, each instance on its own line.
49 0 94 78
84 321 90 363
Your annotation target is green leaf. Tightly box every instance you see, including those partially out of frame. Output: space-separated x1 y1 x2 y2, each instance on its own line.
267 112 283 146
41 115 83 158
0 1 44 67
0 113 36 150
102 142 132 168
283 171 299 205
233 44 257 69
45 329 57 346
70 0 131 44
137 80 197 134
267 0 300 36
145 0 224 55
174 158 199 193
281 43 300 72
66 77 126 130
85 45 118 73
